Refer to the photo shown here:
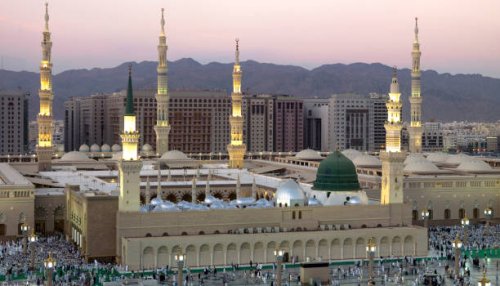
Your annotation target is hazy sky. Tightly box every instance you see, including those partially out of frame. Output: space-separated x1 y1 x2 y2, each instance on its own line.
1 0 499 77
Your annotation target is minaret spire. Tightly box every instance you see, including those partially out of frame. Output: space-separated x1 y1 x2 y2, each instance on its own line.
409 17 423 153
154 8 171 156
227 38 246 168
37 2 54 171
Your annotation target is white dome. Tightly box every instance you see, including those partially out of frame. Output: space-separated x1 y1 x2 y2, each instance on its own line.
295 149 323 160
275 179 306 207
111 144 121 152
79 144 90 152
90 144 100 152
101 144 111 152
426 152 449 163
60 151 92 162
456 159 492 172
352 154 381 167
404 160 440 173
341 149 362 161
446 153 471 165
142 144 153 152
56 144 65 152
111 152 122 160
161 150 189 160
404 153 426 165
307 196 322 206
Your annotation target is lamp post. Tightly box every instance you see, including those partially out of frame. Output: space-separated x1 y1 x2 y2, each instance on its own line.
452 235 463 280
484 207 493 226
28 230 38 271
175 253 185 286
421 208 430 229
274 249 284 286
366 237 377 286
461 214 470 247
44 252 56 286
478 270 491 286
20 223 29 255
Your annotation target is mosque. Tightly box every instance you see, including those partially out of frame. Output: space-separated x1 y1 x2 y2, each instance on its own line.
0 4 498 271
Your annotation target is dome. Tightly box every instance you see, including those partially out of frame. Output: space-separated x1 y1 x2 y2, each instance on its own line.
101 144 111 152
404 153 426 165
341 149 362 161
150 197 163 206
456 159 492 172
60 151 91 162
404 160 440 173
79 144 90 152
161 150 189 160
295 149 323 160
307 196 322 206
204 195 221 205
446 153 471 165
90 144 100 152
111 144 121 152
352 154 381 167
275 179 306 207
345 196 362 205
313 151 360 192
142 144 153 152
426 152 449 164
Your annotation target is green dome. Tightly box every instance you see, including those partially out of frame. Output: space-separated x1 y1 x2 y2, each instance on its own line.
312 150 360 192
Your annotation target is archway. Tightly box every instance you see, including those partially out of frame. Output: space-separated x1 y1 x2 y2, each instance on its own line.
318 239 328 261
305 240 316 261
181 194 192 202
228 192 236 201
35 207 47 234
266 241 276 262
355 238 365 258
213 244 224 265
54 206 64 233
186 245 197 267
458 208 465 219
444 209 451 219
171 245 182 266
157 246 168 268
143 247 154 269
404 236 414 255
473 208 479 219
199 244 210 266
254 242 265 263
226 243 237 265
0 224 5 236
331 239 341 259
240 243 251 264
279 241 290 262
166 193 177 203
391 236 402 257
379 237 389 257
292 240 303 262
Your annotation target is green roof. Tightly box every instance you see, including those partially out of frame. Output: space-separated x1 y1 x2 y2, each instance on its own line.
312 150 360 192
125 65 134 115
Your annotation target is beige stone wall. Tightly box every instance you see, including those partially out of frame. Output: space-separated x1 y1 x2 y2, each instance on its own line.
0 190 34 238
121 226 427 270
34 194 65 234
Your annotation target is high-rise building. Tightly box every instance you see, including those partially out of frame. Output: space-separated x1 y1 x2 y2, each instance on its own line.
64 90 230 154
0 90 29 155
243 94 304 152
328 94 374 151
422 122 443 152
227 39 246 168
303 98 329 151
408 18 423 153
36 3 54 171
154 8 171 155
380 69 405 205
371 93 389 152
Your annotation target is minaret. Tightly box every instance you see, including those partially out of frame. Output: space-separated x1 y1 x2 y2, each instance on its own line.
118 66 143 212
409 17 423 153
154 8 171 156
227 39 246 169
37 3 54 171
380 68 406 205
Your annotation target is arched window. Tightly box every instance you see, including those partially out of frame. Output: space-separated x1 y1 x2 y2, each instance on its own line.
145 233 152 237
292 211 296 220
298 211 302 219
412 210 418 220
459 208 465 219
444 209 451 219
473 208 479 219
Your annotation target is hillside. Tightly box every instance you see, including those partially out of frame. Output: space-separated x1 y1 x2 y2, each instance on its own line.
1 59 499 121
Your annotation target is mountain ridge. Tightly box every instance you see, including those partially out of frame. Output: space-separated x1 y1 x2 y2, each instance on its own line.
1 58 499 122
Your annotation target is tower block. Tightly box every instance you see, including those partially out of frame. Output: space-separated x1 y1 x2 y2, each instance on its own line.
154 8 171 155
227 39 246 169
409 17 423 153
380 69 405 205
37 3 54 171
118 66 143 212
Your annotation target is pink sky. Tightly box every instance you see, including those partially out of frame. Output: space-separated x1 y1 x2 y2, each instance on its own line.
1 0 499 77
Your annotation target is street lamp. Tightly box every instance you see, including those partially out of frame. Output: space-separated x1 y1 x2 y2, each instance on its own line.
274 249 284 286
461 214 470 246
44 252 57 286
484 207 493 226
20 223 29 255
421 208 430 228
478 270 491 286
28 230 38 271
175 253 185 286
366 238 377 286
451 235 463 280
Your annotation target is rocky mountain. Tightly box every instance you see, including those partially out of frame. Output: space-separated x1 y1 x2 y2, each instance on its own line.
1 58 499 121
